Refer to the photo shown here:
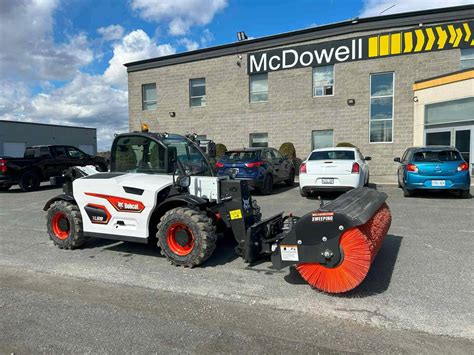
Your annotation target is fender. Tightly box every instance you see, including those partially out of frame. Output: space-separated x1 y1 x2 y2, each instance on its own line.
43 193 76 211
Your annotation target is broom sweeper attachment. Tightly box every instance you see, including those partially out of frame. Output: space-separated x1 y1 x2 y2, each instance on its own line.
221 181 392 294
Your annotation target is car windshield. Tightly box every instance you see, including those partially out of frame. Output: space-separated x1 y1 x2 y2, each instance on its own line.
413 150 462 162
309 150 355 160
162 135 213 176
222 151 259 162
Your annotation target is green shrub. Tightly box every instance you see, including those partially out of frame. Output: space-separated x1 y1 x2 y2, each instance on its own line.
336 142 357 148
216 143 227 158
279 142 296 159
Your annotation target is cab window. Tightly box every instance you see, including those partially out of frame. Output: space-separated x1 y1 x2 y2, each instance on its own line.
66 147 86 159
52 146 67 158
114 136 166 173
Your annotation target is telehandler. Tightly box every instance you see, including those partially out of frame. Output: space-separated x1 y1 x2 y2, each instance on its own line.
44 129 391 293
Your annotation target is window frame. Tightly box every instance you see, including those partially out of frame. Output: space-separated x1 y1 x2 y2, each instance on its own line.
189 78 206 107
142 83 157 111
249 73 268 103
369 72 395 144
249 132 269 147
312 65 335 98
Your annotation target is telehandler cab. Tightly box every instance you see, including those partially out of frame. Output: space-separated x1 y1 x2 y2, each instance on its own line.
44 130 391 293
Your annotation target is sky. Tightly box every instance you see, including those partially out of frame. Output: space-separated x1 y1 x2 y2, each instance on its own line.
1 0 473 151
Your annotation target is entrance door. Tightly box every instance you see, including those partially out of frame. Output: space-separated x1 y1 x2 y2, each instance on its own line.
425 126 474 175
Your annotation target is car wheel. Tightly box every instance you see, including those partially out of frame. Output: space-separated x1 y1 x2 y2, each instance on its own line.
19 170 41 192
403 187 415 197
285 169 295 186
364 174 370 187
397 177 402 188
300 188 308 198
459 190 470 199
0 184 12 192
261 175 273 195
95 163 108 172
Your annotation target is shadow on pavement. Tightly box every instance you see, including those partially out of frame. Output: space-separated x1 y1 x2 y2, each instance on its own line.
2 184 61 194
283 234 403 298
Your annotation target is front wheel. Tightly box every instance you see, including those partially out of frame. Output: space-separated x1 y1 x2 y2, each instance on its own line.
46 201 86 249
19 170 41 191
157 207 217 267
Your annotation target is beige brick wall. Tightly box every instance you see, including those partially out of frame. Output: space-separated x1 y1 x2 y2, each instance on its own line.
128 31 461 176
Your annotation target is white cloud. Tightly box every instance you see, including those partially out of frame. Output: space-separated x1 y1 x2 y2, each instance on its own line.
200 28 214 47
179 38 200 51
360 0 474 17
103 29 176 87
97 24 125 41
0 0 93 81
130 0 228 35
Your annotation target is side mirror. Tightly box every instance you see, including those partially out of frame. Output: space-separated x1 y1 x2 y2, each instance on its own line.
167 146 178 173
208 141 216 158
364 156 372 161
393 157 401 163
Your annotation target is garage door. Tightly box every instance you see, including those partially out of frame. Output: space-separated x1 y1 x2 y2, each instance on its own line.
3 142 26 157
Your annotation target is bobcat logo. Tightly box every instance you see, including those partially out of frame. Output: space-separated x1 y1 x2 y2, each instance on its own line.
242 198 251 212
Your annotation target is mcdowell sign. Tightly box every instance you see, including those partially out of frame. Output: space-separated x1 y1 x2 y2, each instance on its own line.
248 21 474 74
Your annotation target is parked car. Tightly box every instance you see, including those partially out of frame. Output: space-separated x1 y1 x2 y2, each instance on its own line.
215 147 295 194
299 147 370 197
0 145 108 192
394 146 470 198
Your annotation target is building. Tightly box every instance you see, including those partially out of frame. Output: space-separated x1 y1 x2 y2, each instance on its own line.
125 5 474 176
0 120 97 157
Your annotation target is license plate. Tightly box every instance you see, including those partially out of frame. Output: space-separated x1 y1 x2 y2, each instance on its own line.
321 178 334 184
228 168 239 175
432 180 445 187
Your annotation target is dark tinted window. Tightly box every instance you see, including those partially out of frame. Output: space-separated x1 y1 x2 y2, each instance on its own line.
40 147 51 157
52 146 67 158
412 150 462 162
309 150 355 160
66 147 86 159
24 148 35 158
223 151 259 162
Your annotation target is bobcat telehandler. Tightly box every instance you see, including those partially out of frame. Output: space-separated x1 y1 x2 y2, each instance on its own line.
44 129 391 293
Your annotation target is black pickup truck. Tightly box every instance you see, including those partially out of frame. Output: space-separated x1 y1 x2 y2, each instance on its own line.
0 145 108 192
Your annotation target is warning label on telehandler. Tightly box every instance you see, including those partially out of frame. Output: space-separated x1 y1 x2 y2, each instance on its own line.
280 245 299 261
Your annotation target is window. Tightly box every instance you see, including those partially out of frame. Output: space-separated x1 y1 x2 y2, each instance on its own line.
309 150 355 160
66 147 86 159
52 146 67 158
461 48 474 69
190 78 206 107
370 72 394 143
312 130 334 149
425 97 474 126
313 65 334 97
114 136 166 173
40 147 51 157
142 83 157 111
250 73 268 102
249 133 268 147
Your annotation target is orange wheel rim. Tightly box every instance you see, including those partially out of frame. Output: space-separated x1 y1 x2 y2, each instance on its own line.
166 222 195 256
51 212 70 240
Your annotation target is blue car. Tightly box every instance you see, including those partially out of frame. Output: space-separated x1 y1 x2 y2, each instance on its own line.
216 148 295 194
394 146 471 198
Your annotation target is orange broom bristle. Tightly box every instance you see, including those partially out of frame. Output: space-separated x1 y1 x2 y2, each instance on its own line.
296 203 391 294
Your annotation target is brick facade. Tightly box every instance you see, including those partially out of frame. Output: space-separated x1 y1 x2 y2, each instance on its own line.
128 28 462 176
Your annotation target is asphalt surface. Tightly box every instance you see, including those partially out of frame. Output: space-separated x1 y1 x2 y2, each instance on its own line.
1 182 473 353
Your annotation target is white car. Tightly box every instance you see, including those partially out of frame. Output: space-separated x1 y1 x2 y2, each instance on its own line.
299 147 371 197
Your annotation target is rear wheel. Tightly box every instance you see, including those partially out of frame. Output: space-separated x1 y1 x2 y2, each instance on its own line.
403 187 415 197
459 190 470 199
364 174 370 187
261 175 273 195
0 184 12 191
47 201 85 249
285 170 295 187
19 170 41 191
300 188 308 197
157 207 217 267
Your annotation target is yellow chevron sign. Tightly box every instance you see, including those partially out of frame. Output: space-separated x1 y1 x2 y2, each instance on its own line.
368 21 474 58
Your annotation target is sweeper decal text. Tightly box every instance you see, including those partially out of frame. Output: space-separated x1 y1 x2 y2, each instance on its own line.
312 212 334 223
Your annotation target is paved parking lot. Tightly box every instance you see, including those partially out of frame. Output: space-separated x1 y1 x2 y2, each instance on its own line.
0 182 473 348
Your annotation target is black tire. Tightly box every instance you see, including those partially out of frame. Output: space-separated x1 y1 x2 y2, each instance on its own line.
285 169 295 187
46 201 86 249
261 174 273 195
364 174 370 187
403 187 415 197
459 190 470 199
19 170 41 191
157 207 217 267
95 163 108 172
300 188 308 197
0 184 12 191
398 177 402 188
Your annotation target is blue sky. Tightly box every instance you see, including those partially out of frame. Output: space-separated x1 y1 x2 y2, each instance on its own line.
0 0 472 150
